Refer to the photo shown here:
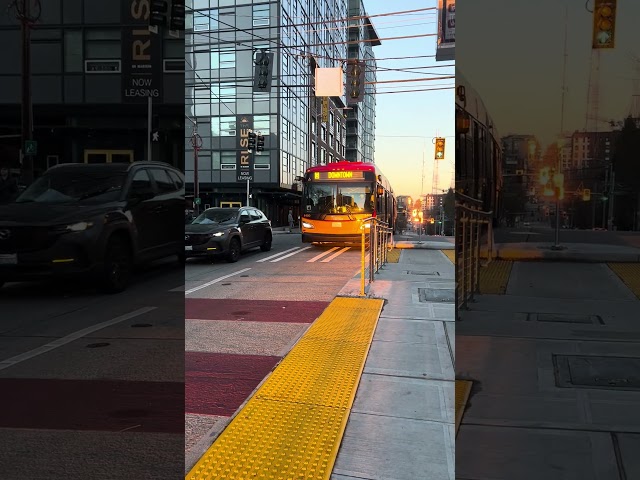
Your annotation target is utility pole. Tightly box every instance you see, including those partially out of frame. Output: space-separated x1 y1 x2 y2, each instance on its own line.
16 0 40 185
607 168 615 230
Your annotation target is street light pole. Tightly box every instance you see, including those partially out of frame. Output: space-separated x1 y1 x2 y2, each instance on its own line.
18 0 38 185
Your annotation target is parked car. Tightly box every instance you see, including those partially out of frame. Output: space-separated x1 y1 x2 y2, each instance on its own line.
0 161 185 292
185 207 272 262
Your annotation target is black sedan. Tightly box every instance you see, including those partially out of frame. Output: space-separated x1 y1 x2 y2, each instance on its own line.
185 207 272 262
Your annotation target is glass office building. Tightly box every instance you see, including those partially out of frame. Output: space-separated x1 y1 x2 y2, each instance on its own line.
185 0 378 225
0 0 184 176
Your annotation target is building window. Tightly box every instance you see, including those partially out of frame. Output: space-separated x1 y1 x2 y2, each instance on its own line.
253 4 270 26
329 133 334 148
321 125 326 143
211 117 236 136
193 11 213 31
254 115 270 135
320 149 326 165
64 30 83 72
211 83 236 102
85 30 120 60
311 117 317 136
311 141 316 162
221 151 236 168
330 111 334 125
211 49 235 69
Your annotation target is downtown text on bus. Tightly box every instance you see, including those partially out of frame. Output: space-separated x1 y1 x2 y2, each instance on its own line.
301 161 396 244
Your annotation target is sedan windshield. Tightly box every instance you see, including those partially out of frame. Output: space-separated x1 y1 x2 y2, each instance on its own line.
191 209 238 225
16 172 126 204
303 183 374 215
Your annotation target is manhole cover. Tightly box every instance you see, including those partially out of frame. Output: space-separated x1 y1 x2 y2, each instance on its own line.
86 342 110 348
131 323 153 328
418 288 455 303
406 271 440 276
553 355 640 391
527 313 603 325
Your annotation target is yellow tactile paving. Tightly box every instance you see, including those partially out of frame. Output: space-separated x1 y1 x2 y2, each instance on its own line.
441 250 455 263
186 296 384 480
455 380 473 436
608 263 640 299
386 248 401 263
479 260 513 294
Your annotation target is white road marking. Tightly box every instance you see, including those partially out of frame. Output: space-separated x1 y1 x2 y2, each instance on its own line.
307 247 339 263
321 247 351 262
185 268 251 295
0 307 157 371
271 247 312 262
256 247 301 263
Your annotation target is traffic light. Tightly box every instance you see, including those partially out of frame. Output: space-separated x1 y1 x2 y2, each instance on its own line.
248 131 256 151
592 0 616 49
345 61 365 104
150 0 168 27
169 0 185 30
256 134 265 152
253 50 274 93
582 188 591 201
435 138 445 160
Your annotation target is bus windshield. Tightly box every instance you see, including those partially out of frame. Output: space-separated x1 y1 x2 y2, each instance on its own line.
304 182 374 215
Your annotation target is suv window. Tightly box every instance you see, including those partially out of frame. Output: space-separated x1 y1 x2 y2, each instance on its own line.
249 209 262 221
168 170 184 189
239 210 251 223
129 169 154 196
149 168 176 193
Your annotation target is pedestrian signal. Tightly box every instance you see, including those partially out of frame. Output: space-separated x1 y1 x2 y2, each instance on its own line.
582 189 591 201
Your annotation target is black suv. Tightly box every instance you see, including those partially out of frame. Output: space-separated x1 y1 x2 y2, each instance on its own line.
0 162 185 292
185 207 272 262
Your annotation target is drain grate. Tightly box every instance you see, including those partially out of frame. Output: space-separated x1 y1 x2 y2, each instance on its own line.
406 271 440 276
527 313 604 325
553 355 640 391
418 287 455 303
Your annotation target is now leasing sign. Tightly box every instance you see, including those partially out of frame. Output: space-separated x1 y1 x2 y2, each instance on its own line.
122 0 163 103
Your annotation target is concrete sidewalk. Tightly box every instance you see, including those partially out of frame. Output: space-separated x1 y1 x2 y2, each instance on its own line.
334 248 455 480
456 260 640 479
485 241 640 262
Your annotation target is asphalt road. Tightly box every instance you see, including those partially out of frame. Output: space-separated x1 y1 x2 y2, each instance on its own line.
0 258 184 479
494 223 640 247
184 232 366 471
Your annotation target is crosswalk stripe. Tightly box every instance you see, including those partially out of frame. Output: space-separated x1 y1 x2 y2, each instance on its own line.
307 247 340 263
256 247 301 263
271 247 312 262
185 268 251 295
321 247 351 262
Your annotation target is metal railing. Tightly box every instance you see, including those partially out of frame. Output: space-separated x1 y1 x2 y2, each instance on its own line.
455 193 494 318
359 217 394 296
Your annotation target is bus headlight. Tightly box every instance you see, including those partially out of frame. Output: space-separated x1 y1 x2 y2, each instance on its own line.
302 222 314 229
364 223 371 228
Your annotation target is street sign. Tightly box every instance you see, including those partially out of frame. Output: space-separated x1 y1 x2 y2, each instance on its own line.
194 198 201 205
25 140 37 156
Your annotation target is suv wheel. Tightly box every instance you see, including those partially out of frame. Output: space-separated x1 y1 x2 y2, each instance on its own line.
226 238 241 263
101 237 132 293
260 232 272 252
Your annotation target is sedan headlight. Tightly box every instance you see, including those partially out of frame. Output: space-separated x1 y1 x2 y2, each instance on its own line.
211 232 224 237
66 221 94 232
302 222 314 229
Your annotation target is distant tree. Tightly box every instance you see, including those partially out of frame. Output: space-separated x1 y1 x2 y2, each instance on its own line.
443 188 455 220
612 116 640 229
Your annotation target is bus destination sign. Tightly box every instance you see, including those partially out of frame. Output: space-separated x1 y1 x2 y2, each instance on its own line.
312 171 365 180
